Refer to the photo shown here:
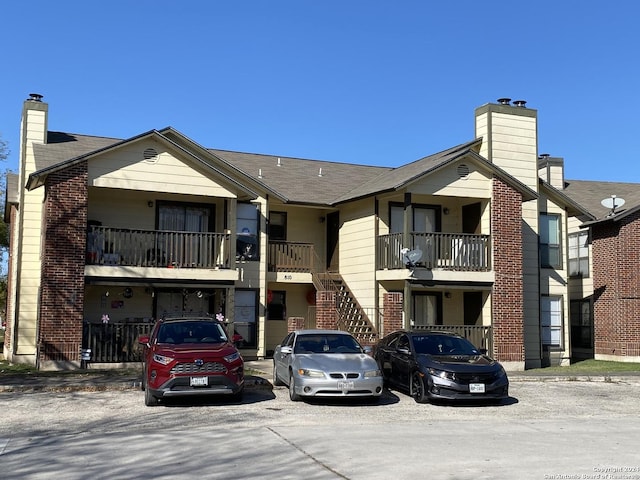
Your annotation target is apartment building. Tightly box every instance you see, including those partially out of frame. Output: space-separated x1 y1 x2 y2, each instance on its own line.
4 94 638 370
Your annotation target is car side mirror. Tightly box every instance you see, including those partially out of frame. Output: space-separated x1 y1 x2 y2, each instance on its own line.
280 346 293 355
478 348 488 355
397 347 411 355
362 345 373 356
138 335 150 346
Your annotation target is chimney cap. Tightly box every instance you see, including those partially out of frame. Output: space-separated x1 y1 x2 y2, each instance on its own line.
28 93 43 102
497 98 511 105
513 99 527 107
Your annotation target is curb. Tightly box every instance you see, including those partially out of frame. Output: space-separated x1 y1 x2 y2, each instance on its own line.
0 375 274 394
509 374 640 384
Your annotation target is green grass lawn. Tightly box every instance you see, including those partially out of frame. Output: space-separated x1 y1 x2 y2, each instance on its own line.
525 359 640 375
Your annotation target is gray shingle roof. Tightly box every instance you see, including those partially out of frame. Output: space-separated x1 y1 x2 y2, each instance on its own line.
209 149 389 205
563 179 640 220
33 132 121 170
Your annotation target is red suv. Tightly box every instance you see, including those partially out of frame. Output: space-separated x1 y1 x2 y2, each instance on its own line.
138 315 244 406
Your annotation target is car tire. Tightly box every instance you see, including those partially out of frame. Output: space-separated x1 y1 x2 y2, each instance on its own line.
377 359 389 387
141 367 147 392
231 387 244 402
410 371 428 404
144 386 159 407
288 372 301 402
272 363 284 386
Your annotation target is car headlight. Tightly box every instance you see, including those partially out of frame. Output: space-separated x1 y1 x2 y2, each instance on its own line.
298 368 325 378
427 368 455 381
224 352 241 363
152 353 174 365
364 369 382 378
497 367 507 378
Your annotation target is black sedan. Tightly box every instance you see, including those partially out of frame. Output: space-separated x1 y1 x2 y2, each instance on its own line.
374 330 509 403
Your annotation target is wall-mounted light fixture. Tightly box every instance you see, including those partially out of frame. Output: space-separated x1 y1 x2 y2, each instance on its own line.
444 291 451 299
148 201 154 208
319 216 326 223
443 207 450 215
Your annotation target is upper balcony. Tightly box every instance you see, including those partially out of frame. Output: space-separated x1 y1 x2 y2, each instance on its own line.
85 226 236 281
376 232 491 271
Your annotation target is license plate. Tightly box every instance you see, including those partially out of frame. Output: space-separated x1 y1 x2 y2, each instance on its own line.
190 376 208 387
337 381 354 390
469 383 485 393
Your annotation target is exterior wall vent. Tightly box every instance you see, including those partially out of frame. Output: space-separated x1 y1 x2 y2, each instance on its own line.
143 148 159 162
456 164 470 179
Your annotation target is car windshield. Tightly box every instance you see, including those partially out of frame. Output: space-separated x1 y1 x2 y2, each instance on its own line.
412 335 479 356
156 321 227 344
294 334 362 354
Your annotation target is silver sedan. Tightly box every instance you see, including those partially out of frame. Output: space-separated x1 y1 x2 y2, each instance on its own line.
273 329 384 401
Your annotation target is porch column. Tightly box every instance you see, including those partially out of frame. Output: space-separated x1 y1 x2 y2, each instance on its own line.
288 317 305 333
316 290 338 330
383 292 403 337
491 177 525 370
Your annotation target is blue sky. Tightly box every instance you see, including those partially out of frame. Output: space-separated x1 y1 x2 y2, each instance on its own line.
1 1 639 182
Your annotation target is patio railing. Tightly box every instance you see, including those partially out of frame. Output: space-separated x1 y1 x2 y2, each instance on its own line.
83 322 153 363
413 325 493 356
268 241 314 272
87 226 231 268
376 232 491 271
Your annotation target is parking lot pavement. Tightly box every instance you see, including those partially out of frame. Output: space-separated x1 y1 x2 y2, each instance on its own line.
2 380 640 479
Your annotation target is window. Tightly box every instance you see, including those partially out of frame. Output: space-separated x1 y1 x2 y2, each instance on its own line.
389 204 439 234
237 203 259 261
541 296 563 348
267 290 286 320
159 203 212 232
157 202 214 267
269 212 287 241
568 231 589 277
411 293 442 327
570 299 592 349
540 214 561 268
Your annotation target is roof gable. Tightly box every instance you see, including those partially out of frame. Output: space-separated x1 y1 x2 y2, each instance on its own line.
27 129 259 200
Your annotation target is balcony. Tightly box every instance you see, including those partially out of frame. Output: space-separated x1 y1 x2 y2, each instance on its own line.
87 226 231 268
267 241 315 273
377 232 491 271
413 325 494 356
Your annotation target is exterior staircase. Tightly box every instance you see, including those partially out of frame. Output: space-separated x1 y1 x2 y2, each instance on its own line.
312 271 378 344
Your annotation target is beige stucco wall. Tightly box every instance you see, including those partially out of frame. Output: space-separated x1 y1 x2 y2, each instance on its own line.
476 111 538 191
88 139 237 198
12 106 47 358
338 199 377 310
409 160 493 199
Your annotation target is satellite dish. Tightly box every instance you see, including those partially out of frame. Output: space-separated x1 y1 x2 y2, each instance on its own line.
401 248 423 268
601 195 625 215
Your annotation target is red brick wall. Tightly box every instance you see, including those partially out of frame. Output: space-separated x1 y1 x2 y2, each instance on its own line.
287 316 305 332
38 162 88 362
592 211 640 358
382 292 403 336
491 177 525 362
315 291 338 330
